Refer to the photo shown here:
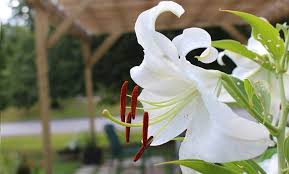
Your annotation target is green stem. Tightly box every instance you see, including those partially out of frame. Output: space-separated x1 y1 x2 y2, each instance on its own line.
277 75 289 174
281 30 289 72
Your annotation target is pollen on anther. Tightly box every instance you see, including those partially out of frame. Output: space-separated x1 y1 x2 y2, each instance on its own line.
120 81 128 122
131 85 139 119
126 112 132 143
142 112 149 144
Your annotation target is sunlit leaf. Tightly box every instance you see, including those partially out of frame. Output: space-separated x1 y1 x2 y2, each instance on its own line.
253 81 271 117
158 160 240 174
257 148 277 162
212 39 273 70
224 160 266 174
223 10 285 61
244 79 255 107
221 74 278 135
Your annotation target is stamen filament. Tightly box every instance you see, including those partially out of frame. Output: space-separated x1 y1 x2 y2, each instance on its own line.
104 90 197 129
139 88 196 107
120 81 128 122
102 109 143 127
126 112 132 143
152 94 195 139
126 106 144 110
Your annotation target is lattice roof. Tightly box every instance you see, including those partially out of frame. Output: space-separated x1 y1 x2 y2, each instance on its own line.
28 0 289 39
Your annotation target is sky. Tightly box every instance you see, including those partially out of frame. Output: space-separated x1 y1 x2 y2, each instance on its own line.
0 0 19 24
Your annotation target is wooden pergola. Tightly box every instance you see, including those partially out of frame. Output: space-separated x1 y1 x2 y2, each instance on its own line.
27 0 289 174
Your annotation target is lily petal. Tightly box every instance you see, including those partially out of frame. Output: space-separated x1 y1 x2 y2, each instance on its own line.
247 36 268 56
135 1 184 61
138 89 197 146
130 52 193 96
223 51 260 80
259 154 278 174
172 28 218 63
198 47 218 63
179 93 270 168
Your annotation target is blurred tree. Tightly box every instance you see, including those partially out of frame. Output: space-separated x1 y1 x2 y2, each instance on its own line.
0 25 37 109
48 35 84 108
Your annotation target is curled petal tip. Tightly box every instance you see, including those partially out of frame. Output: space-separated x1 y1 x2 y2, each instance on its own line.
158 1 185 17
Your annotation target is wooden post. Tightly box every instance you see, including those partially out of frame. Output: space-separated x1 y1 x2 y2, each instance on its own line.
82 41 96 138
80 35 120 139
35 8 53 174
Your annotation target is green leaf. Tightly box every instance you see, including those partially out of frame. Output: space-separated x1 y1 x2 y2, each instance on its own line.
221 74 278 135
225 160 267 174
212 39 273 70
212 40 258 59
257 148 277 162
223 10 285 62
244 79 255 107
158 160 240 174
285 136 289 163
253 81 271 117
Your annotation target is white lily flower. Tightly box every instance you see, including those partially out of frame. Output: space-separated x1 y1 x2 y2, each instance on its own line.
131 1 221 146
219 36 289 124
129 1 271 168
259 154 278 174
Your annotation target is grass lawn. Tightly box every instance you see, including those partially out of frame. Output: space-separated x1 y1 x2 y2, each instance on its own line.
1 98 120 122
1 132 142 174
1 150 81 174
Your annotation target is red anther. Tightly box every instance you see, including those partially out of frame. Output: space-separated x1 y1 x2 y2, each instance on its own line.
133 136 153 162
126 112 132 143
120 81 128 122
133 146 146 162
142 112 149 144
146 136 154 147
130 85 139 119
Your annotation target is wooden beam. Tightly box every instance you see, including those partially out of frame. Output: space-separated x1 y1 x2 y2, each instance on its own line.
81 41 96 138
222 24 247 43
34 8 52 174
47 0 91 48
90 33 121 65
27 0 91 43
